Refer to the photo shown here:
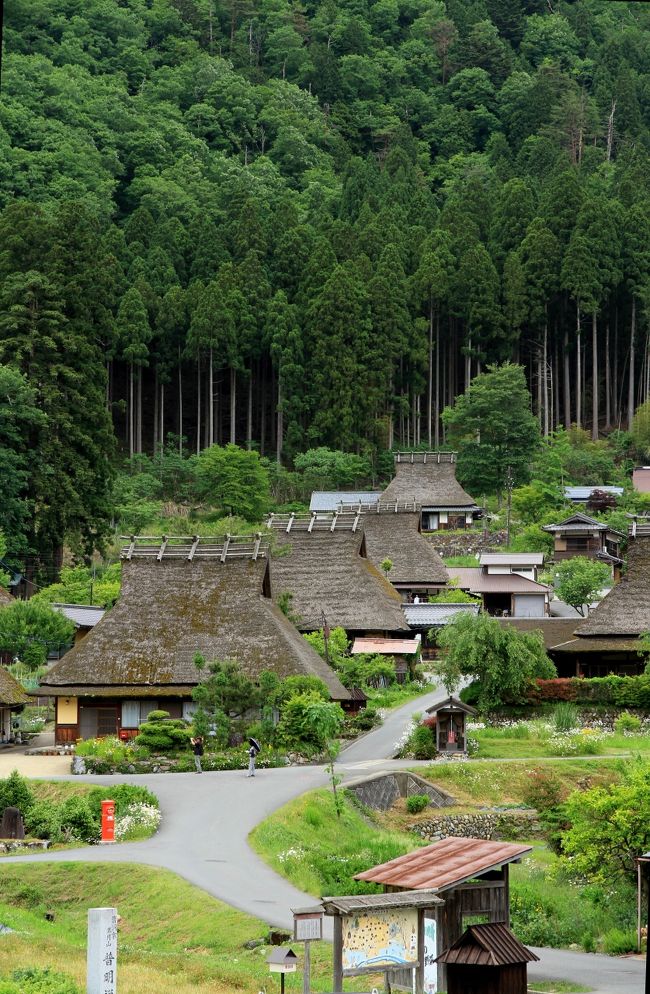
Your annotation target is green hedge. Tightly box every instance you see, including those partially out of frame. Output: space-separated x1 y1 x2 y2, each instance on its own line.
530 675 650 708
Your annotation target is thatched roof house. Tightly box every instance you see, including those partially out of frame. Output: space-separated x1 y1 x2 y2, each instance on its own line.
268 513 409 635
381 452 481 531
39 535 349 743
0 666 28 741
361 503 448 597
549 529 650 677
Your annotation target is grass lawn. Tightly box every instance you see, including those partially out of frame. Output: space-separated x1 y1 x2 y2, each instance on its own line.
471 725 650 760
528 983 591 993
251 779 637 955
0 864 376 994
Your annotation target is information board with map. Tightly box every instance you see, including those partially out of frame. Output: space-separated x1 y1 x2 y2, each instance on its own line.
341 907 418 974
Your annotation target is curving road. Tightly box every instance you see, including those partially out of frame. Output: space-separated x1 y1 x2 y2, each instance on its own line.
2 684 645 993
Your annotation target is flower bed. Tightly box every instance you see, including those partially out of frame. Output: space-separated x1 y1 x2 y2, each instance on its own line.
73 748 289 775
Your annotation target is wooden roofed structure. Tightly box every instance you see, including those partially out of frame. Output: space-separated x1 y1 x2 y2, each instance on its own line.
267 513 409 635
360 501 449 598
381 452 481 531
39 534 349 742
436 921 539 994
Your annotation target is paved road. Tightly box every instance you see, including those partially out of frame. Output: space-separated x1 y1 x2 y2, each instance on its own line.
338 682 451 762
2 690 645 993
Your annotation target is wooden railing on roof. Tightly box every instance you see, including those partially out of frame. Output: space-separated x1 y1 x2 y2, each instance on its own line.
267 510 362 533
629 521 650 538
394 451 457 464
120 534 267 561
339 499 420 514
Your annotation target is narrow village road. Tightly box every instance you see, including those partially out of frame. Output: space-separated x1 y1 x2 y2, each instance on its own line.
1 687 645 993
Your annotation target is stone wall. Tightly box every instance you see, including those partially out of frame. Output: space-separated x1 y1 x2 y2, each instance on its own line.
347 771 456 812
428 530 507 559
411 808 542 843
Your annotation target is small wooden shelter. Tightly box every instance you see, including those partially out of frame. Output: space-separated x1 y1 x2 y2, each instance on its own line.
425 696 477 753
381 452 481 532
267 512 409 637
436 921 539 994
354 836 532 991
38 534 350 742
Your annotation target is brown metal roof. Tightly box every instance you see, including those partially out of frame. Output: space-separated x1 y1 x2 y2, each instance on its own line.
436 922 539 966
354 837 532 893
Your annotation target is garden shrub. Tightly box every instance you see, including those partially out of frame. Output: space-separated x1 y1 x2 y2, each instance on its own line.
406 794 429 814
7 968 80 994
0 770 34 817
58 797 98 842
614 711 642 733
86 783 158 820
602 928 637 955
532 675 650 708
135 710 191 752
523 768 565 811
553 702 578 732
23 802 62 842
409 724 436 760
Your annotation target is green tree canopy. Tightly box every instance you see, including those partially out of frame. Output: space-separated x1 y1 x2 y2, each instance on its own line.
434 611 555 709
0 600 75 670
195 444 270 521
553 558 611 617
442 363 540 497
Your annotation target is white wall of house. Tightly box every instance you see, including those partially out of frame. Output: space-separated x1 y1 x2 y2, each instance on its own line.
513 594 546 618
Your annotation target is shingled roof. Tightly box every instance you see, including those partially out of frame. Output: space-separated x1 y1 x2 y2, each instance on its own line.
268 514 409 633
362 505 449 585
574 534 650 637
381 452 478 509
39 536 349 701
0 666 29 707
436 922 538 967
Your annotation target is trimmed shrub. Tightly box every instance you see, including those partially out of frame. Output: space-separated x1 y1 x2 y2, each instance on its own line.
135 710 191 753
409 724 436 760
0 770 34 817
59 797 98 842
406 794 430 814
23 802 62 842
614 711 643 733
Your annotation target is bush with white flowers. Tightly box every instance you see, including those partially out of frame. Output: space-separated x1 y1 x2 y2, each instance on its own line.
114 803 161 840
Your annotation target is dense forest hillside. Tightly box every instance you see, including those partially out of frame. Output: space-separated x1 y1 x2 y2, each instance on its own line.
0 0 649 572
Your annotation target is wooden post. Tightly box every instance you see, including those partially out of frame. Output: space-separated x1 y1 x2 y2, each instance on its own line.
303 939 311 994
333 916 343 993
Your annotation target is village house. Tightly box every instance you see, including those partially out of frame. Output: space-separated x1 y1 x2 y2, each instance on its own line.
632 467 650 493
381 452 482 532
542 511 623 574
360 501 449 601
52 604 105 646
547 526 650 678
38 535 350 743
267 512 410 638
447 567 550 619
0 666 29 743
477 552 544 582
402 601 480 661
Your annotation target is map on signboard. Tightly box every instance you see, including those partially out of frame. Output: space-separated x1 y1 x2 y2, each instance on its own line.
342 908 418 973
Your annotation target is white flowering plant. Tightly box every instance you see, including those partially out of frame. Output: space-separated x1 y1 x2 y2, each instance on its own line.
114 803 161 841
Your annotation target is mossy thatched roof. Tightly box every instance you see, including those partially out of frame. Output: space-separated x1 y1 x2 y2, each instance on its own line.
0 666 29 707
575 535 650 637
0 587 12 606
362 507 448 584
382 452 478 509
269 515 409 633
39 553 349 700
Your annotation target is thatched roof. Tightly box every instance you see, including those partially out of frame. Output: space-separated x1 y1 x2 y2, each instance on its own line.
38 540 349 701
0 666 29 707
381 452 478 509
0 587 12 606
497 618 579 650
362 506 448 584
268 515 409 633
574 535 650 637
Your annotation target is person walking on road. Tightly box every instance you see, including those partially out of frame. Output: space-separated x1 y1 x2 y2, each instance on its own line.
191 735 204 773
247 737 260 777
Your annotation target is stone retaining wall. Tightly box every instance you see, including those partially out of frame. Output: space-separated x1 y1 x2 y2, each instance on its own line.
347 771 456 812
411 808 542 843
428 530 507 559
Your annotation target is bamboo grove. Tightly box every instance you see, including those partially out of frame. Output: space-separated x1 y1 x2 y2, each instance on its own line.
0 0 649 562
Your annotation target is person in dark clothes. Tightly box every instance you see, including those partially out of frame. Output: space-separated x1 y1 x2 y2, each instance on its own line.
247 743 257 777
191 735 204 773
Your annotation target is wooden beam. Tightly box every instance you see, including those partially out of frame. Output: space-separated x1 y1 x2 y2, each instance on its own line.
156 535 169 561
220 534 231 563
187 535 200 561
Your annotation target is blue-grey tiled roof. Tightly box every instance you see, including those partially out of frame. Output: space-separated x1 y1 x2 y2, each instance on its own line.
309 491 382 512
